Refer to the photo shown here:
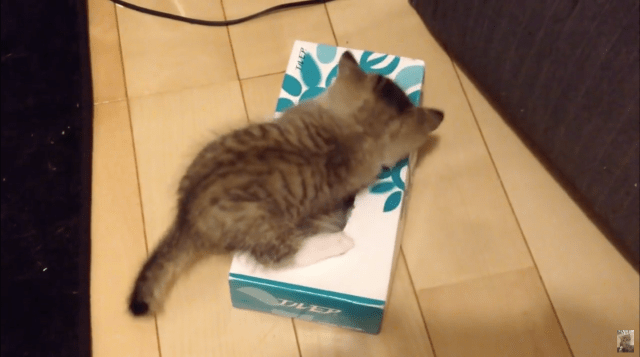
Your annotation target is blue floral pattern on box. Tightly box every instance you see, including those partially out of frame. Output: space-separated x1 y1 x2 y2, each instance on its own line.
275 43 424 212
370 158 409 212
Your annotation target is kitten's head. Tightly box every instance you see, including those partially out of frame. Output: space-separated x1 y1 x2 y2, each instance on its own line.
318 51 444 167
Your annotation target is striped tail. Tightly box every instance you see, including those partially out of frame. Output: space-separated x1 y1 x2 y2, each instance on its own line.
128 223 202 316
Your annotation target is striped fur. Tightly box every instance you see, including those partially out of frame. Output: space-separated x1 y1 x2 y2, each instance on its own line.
128 51 444 316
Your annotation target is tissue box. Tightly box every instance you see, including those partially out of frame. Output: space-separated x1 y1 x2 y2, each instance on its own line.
228 41 426 334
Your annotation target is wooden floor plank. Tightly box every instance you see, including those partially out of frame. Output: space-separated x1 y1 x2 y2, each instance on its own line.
418 267 573 357
91 100 160 357
87 0 126 104
294 253 435 357
115 0 236 98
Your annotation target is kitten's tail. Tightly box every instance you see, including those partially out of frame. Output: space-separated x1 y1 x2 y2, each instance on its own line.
128 223 203 317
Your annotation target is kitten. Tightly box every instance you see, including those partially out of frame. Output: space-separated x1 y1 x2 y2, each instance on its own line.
128 51 444 317
618 334 634 352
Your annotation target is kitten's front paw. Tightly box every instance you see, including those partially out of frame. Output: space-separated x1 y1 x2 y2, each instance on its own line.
293 232 355 268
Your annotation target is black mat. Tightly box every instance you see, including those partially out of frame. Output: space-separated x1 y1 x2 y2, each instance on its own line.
1 0 93 356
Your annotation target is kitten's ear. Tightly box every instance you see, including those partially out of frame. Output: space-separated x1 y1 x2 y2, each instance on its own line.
338 51 365 80
416 107 445 131
340 51 358 65
426 108 444 123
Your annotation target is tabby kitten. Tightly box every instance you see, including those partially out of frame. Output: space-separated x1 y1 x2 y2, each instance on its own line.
618 334 634 352
129 51 444 316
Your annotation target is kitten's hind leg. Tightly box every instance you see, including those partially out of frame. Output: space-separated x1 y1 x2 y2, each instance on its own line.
306 193 356 233
250 195 357 269
248 213 353 268
289 195 357 267
292 231 354 267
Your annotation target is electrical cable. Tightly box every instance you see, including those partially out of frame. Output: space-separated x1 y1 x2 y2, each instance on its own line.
109 0 334 26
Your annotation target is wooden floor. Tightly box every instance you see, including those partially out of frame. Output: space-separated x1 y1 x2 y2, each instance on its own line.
88 0 639 356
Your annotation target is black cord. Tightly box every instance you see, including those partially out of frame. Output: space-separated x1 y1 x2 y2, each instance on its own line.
109 0 334 26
